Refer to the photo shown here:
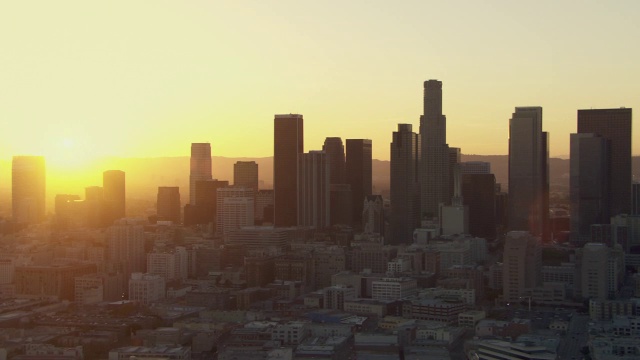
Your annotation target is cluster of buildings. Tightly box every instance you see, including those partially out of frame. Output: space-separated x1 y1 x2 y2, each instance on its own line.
0 79 639 359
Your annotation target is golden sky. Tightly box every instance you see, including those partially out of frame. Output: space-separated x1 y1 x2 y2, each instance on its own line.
1 0 639 169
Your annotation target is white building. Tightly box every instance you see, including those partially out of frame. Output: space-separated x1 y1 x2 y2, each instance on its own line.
371 277 417 301
128 273 165 305
147 246 188 281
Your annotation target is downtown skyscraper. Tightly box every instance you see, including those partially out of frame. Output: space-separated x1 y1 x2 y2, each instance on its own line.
274 114 303 227
189 143 212 205
577 108 632 217
346 139 372 228
12 156 46 225
508 107 549 239
420 80 450 219
297 151 330 228
390 124 420 244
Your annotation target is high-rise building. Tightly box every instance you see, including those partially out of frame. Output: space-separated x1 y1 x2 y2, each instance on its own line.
256 189 274 224
577 108 632 216
576 243 624 301
346 139 372 228
329 184 352 226
103 170 125 223
189 143 212 205
508 107 549 239
462 173 497 239
390 124 420 245
420 80 450 219
460 162 491 175
323 137 346 184
440 163 469 236
502 231 541 302
107 219 146 291
12 156 45 225
157 187 181 223
297 151 330 229
570 133 610 242
234 161 259 192
274 114 303 227
216 187 254 235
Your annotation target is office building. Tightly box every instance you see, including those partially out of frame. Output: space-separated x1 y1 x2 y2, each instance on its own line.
107 219 146 286
128 273 166 305
297 151 330 228
570 133 610 242
189 143 212 205
330 184 352 226
14 263 97 301
440 163 469 236
346 139 372 228
274 114 303 227
103 170 125 222
390 124 420 245
460 161 491 175
234 161 258 192
462 173 497 239
157 187 181 223
576 243 624 301
420 80 450 219
508 107 549 239
578 108 632 216
502 231 541 302
11 156 45 225
255 189 274 224
216 187 254 235
323 137 346 184
147 247 189 281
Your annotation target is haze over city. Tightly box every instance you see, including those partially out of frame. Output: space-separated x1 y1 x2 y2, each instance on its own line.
2 2 640 360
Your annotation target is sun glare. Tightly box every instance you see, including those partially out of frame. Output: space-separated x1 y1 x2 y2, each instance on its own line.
48 138 97 171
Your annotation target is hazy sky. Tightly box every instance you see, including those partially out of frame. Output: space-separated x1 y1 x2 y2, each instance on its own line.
1 0 639 168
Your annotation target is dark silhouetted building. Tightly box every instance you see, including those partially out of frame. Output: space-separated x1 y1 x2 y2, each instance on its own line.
462 173 497 239
508 107 549 239
346 139 372 229
184 180 228 226
578 108 632 216
298 151 330 229
323 137 346 185
190 143 212 205
390 124 420 245
274 114 303 227
234 161 258 192
570 133 610 242
12 156 45 225
330 184 352 226
420 80 450 219
157 187 181 223
103 170 125 223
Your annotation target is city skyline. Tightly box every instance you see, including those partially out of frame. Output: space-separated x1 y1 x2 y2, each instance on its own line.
1 1 640 169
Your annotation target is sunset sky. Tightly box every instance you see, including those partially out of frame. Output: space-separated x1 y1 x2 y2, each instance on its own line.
1 0 639 171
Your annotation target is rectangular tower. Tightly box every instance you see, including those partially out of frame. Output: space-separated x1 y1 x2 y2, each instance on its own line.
390 124 420 244
12 156 46 225
103 170 125 223
570 133 610 243
189 143 212 205
346 139 372 229
420 80 450 219
577 108 632 216
297 151 330 228
274 114 303 227
508 107 548 239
